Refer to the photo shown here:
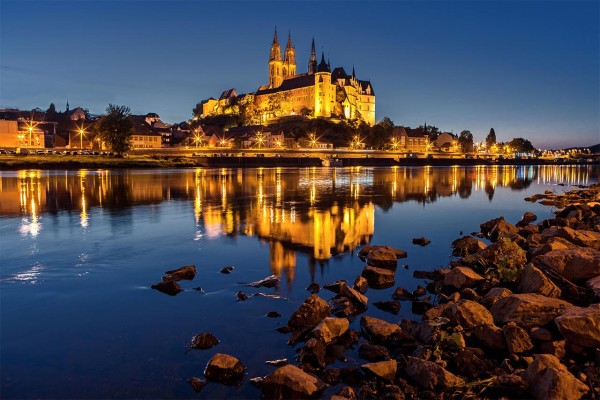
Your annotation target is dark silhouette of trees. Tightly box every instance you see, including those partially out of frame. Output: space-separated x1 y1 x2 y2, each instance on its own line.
95 104 133 156
458 130 474 152
486 128 497 149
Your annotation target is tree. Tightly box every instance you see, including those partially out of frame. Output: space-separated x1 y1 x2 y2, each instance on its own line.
458 130 474 153
486 128 496 149
377 116 394 130
47 103 56 114
508 137 535 153
95 104 133 156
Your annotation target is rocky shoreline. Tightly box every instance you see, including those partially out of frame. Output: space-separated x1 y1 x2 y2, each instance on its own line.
155 183 600 399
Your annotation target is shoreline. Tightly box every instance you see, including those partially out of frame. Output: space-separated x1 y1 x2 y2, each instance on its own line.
0 154 598 170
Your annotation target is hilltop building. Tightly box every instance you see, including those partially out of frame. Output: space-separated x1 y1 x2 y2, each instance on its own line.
201 29 376 126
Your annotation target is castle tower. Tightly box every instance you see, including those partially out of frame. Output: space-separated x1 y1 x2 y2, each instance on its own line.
314 51 333 117
283 31 296 78
308 38 317 74
268 28 283 88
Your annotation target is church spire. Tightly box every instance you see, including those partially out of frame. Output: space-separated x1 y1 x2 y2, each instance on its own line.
283 30 296 77
269 27 283 88
308 37 317 74
270 27 281 61
317 50 330 73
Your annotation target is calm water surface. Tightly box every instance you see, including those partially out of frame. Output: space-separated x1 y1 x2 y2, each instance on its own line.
1 165 598 398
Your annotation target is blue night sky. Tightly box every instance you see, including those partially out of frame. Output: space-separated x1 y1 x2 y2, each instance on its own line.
1 1 598 149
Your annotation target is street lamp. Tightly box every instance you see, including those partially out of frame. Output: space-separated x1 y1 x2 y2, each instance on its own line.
390 137 399 151
77 125 87 150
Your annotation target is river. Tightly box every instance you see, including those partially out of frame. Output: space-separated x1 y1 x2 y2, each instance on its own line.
0 165 598 398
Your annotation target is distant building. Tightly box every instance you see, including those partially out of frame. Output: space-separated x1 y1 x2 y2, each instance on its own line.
200 30 375 126
0 110 57 148
391 127 428 153
435 132 458 152
129 115 162 149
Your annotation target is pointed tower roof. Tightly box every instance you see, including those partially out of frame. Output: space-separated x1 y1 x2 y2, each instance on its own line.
270 27 282 61
286 30 293 49
317 51 330 73
311 38 316 54
352 65 356 78
272 26 279 45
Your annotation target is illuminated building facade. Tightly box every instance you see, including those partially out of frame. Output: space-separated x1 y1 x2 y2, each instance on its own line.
201 30 376 126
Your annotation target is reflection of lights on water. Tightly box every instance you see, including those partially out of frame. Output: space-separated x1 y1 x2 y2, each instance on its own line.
194 229 204 241
10 262 45 284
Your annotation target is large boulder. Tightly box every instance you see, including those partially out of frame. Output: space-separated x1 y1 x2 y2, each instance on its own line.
451 236 487 256
490 293 573 329
586 275 600 299
405 357 464 391
188 332 220 350
361 360 397 382
522 354 588 400
358 245 407 260
517 264 561 298
532 247 600 282
151 280 182 296
554 304 600 348
484 287 513 306
310 317 349 345
480 217 519 241
366 248 398 270
204 353 245 386
444 266 484 289
542 226 600 250
288 294 331 331
361 266 395 289
261 364 325 399
360 316 404 345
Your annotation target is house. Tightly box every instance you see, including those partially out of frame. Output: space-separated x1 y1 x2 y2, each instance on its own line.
129 115 162 149
391 127 428 153
0 110 58 148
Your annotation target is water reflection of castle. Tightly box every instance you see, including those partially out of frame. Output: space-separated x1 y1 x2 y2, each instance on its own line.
1 165 595 280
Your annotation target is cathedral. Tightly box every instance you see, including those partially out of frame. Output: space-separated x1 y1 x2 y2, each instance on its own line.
200 29 375 126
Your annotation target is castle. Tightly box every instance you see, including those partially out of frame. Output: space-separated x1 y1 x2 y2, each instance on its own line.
200 29 375 126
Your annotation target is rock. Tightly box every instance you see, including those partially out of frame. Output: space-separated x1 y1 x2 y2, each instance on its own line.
358 343 391 361
266 311 281 318
204 353 245 386
247 274 280 288
339 283 368 309
359 245 407 260
453 347 491 379
412 237 431 246
373 300 400 314
360 316 404 345
261 364 325 399
353 275 369 294
554 304 600 348
405 356 464 391
236 291 249 301
519 223 539 237
151 280 182 296
546 226 600 250
447 300 505 349
522 354 588 400
305 282 320 294
330 297 360 318
264 359 287 368
361 266 395 289
392 286 416 301
288 294 330 331
331 386 357 400
530 236 575 258
321 368 340 386
188 376 207 392
444 266 484 289
323 280 347 294
484 287 513 306
540 340 567 359
490 293 573 329
299 338 326 368
533 247 600 282
311 317 349 345
451 236 487 256
220 265 234 274
162 265 196 282
530 327 553 342
518 264 562 297
413 285 427 297
480 217 519 241
522 212 538 223
586 275 600 299
460 287 479 300
411 320 440 344
503 322 533 354
188 332 220 350
366 248 398 270
361 360 397 382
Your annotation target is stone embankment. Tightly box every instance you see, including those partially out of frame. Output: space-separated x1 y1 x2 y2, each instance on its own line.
159 184 600 399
